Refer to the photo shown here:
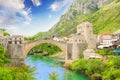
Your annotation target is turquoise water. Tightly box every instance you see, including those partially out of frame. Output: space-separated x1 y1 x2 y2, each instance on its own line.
25 55 89 80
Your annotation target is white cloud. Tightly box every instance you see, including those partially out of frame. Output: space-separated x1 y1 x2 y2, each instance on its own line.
50 4 58 11
50 0 72 11
24 21 30 25
7 25 19 30
4 25 32 36
0 19 3 24
32 0 41 6
0 0 31 25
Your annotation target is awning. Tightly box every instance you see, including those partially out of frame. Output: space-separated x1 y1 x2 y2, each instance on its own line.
113 49 120 53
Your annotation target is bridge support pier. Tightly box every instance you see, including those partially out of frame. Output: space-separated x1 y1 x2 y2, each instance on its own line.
7 44 25 66
64 43 87 67
66 43 86 61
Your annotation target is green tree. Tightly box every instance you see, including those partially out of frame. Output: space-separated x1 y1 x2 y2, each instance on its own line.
0 44 35 80
49 72 59 80
4 32 10 36
28 43 61 56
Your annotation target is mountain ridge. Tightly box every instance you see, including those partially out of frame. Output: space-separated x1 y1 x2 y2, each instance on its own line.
33 0 120 39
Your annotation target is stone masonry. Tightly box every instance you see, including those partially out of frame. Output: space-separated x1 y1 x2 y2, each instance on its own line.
0 22 99 65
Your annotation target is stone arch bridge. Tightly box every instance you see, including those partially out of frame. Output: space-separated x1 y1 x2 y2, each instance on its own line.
24 40 67 58
6 39 86 65
7 40 67 64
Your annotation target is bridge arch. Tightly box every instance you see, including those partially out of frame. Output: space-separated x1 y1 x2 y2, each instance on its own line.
23 40 67 58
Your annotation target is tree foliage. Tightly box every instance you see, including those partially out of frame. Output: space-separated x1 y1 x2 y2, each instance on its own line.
96 49 114 56
0 66 35 80
0 44 35 80
71 56 120 80
0 44 10 66
49 72 59 80
29 43 62 56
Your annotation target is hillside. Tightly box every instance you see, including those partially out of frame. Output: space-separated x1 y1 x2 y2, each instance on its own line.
34 0 120 39
87 0 120 34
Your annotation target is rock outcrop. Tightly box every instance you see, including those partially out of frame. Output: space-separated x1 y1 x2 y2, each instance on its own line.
48 0 113 37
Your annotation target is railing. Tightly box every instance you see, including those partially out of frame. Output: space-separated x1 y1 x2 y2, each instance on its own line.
24 39 66 44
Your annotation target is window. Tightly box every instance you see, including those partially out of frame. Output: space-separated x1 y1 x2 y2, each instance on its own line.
15 41 17 44
8 41 12 44
81 40 83 43
19 41 22 44
9 38 12 40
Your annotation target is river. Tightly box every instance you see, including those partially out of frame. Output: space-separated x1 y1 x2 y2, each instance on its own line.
25 55 89 80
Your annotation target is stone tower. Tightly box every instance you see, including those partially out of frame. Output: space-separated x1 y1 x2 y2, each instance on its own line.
77 22 96 49
66 22 97 60
77 22 98 59
7 35 25 65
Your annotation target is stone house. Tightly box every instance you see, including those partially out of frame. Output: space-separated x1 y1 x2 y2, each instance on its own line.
0 35 24 46
8 35 24 44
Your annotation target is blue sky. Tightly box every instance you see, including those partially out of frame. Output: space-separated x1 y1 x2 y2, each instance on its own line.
0 0 73 36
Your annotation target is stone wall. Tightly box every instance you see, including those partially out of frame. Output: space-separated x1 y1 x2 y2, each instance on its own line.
67 43 87 60
7 44 25 65
77 22 97 49
72 43 86 60
24 40 67 58
67 43 72 60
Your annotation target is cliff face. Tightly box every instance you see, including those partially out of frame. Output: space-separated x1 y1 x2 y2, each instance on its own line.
52 0 113 24
48 0 113 36
60 0 113 21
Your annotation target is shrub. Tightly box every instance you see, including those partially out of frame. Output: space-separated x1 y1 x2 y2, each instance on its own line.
96 49 114 56
49 72 59 80
91 73 102 80
103 69 120 80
